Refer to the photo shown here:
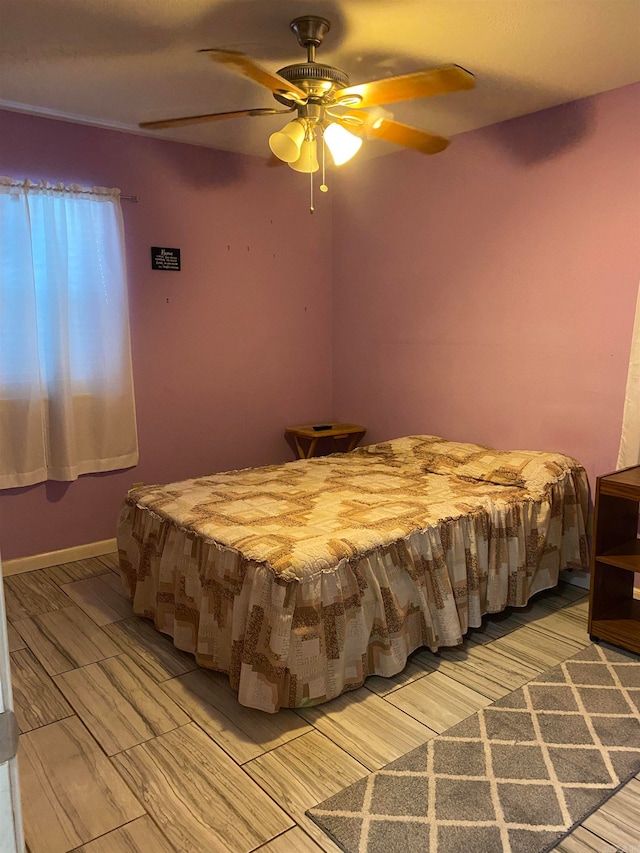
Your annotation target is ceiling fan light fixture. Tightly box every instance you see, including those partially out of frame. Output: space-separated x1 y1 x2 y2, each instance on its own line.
288 138 320 173
269 119 306 162
324 122 363 166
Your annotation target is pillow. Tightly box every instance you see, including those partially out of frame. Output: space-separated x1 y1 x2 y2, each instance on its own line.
419 439 493 475
455 451 575 491
355 435 444 466
422 440 579 493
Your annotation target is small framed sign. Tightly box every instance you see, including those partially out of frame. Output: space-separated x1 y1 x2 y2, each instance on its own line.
151 246 181 271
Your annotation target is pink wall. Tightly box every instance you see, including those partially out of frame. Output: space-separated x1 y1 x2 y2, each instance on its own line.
332 83 640 490
0 111 333 560
2 83 639 560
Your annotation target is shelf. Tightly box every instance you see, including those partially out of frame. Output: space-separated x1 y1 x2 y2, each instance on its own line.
590 603 640 654
596 539 640 572
599 466 640 500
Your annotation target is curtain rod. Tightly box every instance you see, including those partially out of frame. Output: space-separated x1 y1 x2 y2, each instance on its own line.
1 179 139 202
52 190 140 202
43 188 140 203
65 190 140 203
49 188 140 202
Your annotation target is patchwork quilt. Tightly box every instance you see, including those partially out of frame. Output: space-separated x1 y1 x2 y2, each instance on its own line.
117 436 589 712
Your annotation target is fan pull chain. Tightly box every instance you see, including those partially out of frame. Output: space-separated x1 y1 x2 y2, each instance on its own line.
309 127 316 213
320 134 328 194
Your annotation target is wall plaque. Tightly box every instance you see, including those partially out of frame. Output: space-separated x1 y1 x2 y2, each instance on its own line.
151 247 181 271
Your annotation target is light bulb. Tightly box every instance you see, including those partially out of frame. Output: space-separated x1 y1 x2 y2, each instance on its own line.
269 120 305 163
324 122 362 166
288 138 319 173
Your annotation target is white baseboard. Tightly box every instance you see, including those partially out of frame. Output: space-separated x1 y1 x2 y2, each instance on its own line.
560 568 591 590
2 538 117 577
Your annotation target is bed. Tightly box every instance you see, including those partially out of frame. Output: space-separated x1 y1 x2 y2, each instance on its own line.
116 435 589 713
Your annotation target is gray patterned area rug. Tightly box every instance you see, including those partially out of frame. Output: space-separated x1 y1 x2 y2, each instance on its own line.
308 644 640 853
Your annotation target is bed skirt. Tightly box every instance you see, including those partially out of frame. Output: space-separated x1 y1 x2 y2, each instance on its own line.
117 471 587 713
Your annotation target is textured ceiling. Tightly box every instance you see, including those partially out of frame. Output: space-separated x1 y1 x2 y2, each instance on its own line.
1 0 639 160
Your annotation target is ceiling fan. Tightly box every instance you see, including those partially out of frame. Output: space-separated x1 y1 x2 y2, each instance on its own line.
140 15 475 207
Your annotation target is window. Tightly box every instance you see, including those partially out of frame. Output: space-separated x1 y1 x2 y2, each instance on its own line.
0 178 138 488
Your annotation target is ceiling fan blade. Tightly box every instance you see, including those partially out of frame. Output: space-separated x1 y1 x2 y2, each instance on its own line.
339 113 450 155
200 49 307 102
139 107 290 130
333 65 475 109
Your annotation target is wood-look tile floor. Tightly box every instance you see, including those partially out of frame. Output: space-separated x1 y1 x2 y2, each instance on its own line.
3 557 638 853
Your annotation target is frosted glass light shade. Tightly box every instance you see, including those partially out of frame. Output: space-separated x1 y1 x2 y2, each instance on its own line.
269 120 305 163
288 139 319 173
324 122 362 165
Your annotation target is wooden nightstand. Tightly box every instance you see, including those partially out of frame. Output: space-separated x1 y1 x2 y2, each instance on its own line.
589 465 640 654
285 423 367 460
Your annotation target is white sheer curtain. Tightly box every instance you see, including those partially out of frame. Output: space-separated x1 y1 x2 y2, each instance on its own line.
617 282 640 469
0 178 138 488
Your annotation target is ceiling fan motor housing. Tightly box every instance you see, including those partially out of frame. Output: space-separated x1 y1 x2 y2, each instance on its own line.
273 15 350 106
274 64 349 104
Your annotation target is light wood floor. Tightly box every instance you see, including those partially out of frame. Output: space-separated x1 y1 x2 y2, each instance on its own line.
3 556 638 853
